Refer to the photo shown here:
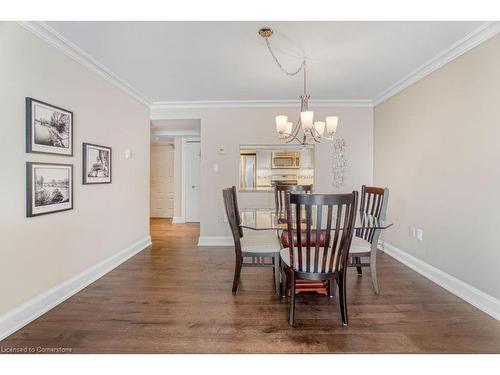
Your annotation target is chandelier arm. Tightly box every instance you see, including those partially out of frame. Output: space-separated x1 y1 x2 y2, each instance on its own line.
310 129 322 143
283 118 302 143
309 128 321 143
284 132 304 144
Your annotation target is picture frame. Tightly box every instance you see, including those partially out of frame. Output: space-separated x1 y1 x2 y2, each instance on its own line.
26 162 73 217
26 97 73 156
82 143 112 184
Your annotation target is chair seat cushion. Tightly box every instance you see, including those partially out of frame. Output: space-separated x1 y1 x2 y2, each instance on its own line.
280 230 328 248
241 234 281 253
350 236 371 253
280 247 338 273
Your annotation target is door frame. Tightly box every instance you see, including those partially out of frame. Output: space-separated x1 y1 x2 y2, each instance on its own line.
182 137 201 222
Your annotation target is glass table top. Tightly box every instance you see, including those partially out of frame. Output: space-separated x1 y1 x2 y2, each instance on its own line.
240 208 393 231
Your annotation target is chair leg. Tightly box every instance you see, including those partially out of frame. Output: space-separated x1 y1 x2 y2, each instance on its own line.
273 254 280 296
281 267 287 298
338 273 348 326
355 256 363 276
232 257 242 294
370 251 380 295
289 272 296 326
328 279 336 298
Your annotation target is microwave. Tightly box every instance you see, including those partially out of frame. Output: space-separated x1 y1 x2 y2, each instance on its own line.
271 152 300 169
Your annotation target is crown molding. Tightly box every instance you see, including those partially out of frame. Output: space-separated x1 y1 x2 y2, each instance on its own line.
18 21 151 107
372 21 500 106
150 99 373 111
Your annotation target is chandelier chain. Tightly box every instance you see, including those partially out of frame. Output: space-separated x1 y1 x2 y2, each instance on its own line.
265 38 305 76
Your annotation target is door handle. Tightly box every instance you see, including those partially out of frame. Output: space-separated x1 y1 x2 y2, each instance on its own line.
192 185 197 188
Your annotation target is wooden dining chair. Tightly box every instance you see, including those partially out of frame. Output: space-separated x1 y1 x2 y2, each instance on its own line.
277 184 326 249
274 184 313 213
348 185 389 295
274 184 313 243
223 186 281 295
280 191 358 326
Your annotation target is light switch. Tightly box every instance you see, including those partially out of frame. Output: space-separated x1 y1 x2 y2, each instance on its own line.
213 163 219 172
125 149 132 159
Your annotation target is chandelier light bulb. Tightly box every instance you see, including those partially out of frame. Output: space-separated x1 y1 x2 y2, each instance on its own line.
275 115 288 133
285 122 293 135
314 121 325 136
326 116 339 134
300 111 314 130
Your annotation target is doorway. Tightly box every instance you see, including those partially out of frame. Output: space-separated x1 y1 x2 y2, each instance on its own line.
184 140 201 222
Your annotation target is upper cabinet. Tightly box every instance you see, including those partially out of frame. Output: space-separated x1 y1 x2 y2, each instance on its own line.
256 150 271 170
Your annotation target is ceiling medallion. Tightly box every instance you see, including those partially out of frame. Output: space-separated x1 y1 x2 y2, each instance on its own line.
259 27 339 145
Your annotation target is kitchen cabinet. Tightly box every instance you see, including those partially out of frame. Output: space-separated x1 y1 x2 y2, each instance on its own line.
256 150 271 170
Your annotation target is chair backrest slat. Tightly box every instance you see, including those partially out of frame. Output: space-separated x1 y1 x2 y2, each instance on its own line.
330 204 342 272
321 204 333 272
285 192 358 275
314 205 322 273
285 192 295 269
305 204 312 271
295 199 303 270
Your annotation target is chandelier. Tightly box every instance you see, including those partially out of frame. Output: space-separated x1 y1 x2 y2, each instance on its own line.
259 27 339 145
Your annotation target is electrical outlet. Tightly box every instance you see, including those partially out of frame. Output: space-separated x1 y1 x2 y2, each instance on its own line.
416 228 423 241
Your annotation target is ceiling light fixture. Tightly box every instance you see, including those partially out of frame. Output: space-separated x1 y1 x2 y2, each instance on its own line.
259 27 339 145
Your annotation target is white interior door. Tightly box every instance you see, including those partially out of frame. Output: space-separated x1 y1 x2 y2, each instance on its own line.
185 141 200 222
150 145 174 218
166 149 175 216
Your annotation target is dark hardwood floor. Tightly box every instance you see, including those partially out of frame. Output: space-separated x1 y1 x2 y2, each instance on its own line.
1 218 500 353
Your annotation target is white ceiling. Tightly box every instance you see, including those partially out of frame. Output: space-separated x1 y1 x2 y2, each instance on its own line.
46 21 487 103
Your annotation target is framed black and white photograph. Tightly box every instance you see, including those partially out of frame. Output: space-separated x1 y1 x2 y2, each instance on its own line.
83 143 112 184
26 162 73 217
26 97 73 156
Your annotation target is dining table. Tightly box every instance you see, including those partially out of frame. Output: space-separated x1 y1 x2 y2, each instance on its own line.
240 208 393 232
239 207 393 294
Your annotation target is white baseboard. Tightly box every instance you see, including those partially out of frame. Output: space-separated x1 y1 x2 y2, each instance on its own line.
172 216 186 223
0 236 152 341
197 236 233 247
380 241 500 321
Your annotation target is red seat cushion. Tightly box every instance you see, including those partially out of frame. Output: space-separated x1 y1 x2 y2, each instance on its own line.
280 230 328 248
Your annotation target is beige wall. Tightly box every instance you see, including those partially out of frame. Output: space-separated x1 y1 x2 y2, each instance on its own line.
374 34 500 299
152 105 373 238
0 23 150 314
